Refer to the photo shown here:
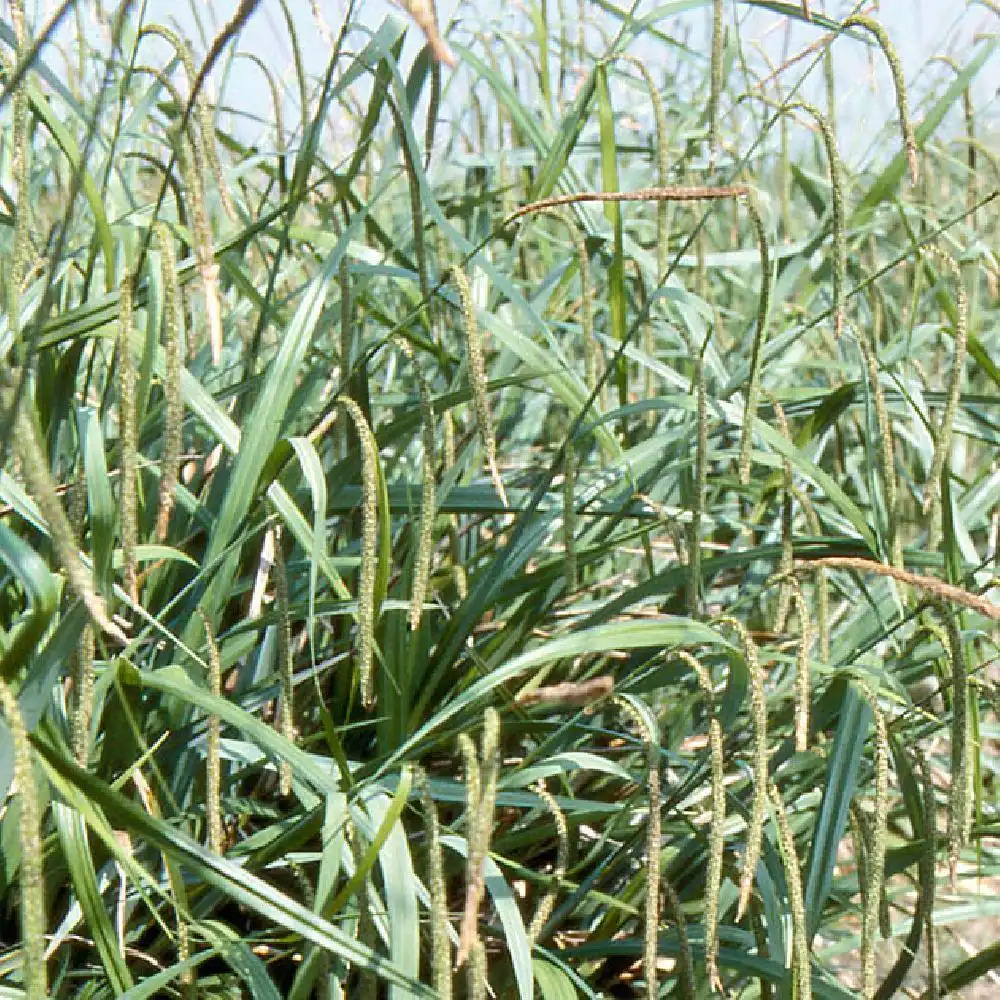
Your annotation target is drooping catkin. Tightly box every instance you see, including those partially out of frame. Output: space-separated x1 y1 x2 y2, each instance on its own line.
457 711 500 969
528 780 569 944
846 315 900 566
719 617 767 919
785 576 813 754
72 625 95 768
941 609 971 884
198 609 224 851
791 487 829 662
563 440 578 593
118 275 139 602
417 768 451 999
7 390 126 645
767 393 795 633
10 3 32 301
340 399 379 710
707 0 724 164
154 222 184 542
738 197 771 486
856 684 889 1000
842 14 919 185
397 340 437 630
466 938 487 1000
915 746 940 1000
450 266 506 506
0 675 47 1000
769 783 810 1000
616 697 662 999
921 248 969 519
794 102 845 337
442 409 468 600
675 650 725 992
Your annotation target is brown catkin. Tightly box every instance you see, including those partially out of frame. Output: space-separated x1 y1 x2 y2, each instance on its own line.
528 780 569 944
198 609 224 852
0 675 47 1000
118 275 139 602
457 733 483 968
785 577 813 754
769 783 810 1000
738 197 771 486
340 399 379 710
842 15 919 185
154 221 183 542
451 266 506 506
719 617 767 920
10 0 32 299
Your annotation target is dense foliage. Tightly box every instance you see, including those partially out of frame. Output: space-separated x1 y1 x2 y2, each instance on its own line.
0 1 998 997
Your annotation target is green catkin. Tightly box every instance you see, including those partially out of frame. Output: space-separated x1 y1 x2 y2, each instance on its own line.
679 327 709 618
528 780 569 944
451 266 507 506
154 222 183 543
442 410 468 600
141 27 224 364
72 625 95 768
198 610 224 852
616 697 662 999
118 275 139 602
921 249 969 519
341 399 379 710
787 102 845 337
842 15 919 185
0 676 46 1000
846 316 900 567
856 685 889 1000
738 197 771 486
768 393 795 633
273 529 294 797
707 0 724 164
915 747 940 1000
662 875 695 999
8 393 126 644
563 440 578 593
10 1 32 300
941 609 971 884
786 577 813 754
769 783 810 1000
791 487 829 662
397 340 437 631
675 649 725 991
720 617 767 920
417 769 452 1000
